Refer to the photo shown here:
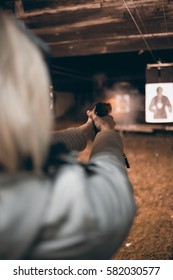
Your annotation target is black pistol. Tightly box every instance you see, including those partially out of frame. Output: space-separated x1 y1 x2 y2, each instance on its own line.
94 102 112 117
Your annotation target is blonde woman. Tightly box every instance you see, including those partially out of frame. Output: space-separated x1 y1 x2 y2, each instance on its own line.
0 11 135 259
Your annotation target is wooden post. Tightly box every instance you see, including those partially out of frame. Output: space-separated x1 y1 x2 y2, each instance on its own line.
14 0 24 17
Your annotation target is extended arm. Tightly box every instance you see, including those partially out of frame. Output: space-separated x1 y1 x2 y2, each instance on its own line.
51 120 94 152
85 129 135 257
84 112 136 257
32 113 136 260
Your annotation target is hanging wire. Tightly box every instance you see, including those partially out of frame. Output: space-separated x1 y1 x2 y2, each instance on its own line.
132 0 173 63
51 64 93 80
131 0 164 62
89 0 173 77
122 0 158 63
131 0 157 51
51 0 172 79
161 0 173 57
161 0 170 43
100 0 158 62
51 69 92 81
51 65 93 81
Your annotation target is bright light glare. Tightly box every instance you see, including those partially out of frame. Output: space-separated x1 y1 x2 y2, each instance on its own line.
116 94 130 113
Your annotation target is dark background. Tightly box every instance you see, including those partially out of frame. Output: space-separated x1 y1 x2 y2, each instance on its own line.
50 49 173 93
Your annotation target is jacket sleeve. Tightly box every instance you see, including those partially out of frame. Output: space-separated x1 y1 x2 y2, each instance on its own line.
51 127 87 151
89 129 125 165
31 129 136 259
84 130 136 257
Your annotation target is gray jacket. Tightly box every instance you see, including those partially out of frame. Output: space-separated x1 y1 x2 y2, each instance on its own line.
0 129 135 259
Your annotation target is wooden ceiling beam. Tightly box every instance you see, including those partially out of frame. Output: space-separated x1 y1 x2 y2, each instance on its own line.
16 0 170 20
44 31 173 46
16 3 103 18
7 0 173 57
49 36 173 57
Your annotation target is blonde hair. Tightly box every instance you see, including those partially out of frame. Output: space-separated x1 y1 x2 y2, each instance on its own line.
0 12 52 173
